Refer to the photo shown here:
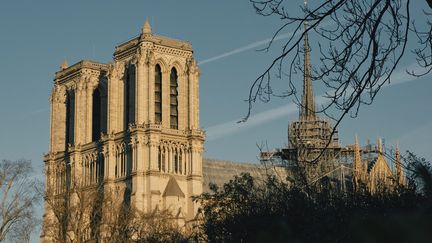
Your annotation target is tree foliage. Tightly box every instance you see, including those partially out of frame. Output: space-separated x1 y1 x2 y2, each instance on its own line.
196 157 432 243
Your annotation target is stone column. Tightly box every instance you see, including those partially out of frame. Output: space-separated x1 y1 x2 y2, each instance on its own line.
135 137 143 172
50 85 67 152
182 148 186 175
187 72 193 129
147 49 155 123
187 58 199 129
164 145 169 172
191 147 198 175
71 149 83 187
117 65 125 132
178 71 185 130
132 139 138 172
195 69 200 128
105 139 116 179
107 70 116 134
49 89 55 153
107 62 125 134
187 149 191 175
86 76 98 143
75 79 86 145
135 46 148 124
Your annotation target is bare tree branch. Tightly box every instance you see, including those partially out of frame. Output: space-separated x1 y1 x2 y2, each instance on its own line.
0 159 40 242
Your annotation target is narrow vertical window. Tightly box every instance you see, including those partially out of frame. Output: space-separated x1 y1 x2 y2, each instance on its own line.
174 151 179 174
161 148 166 172
98 156 104 183
124 64 136 129
179 152 182 174
158 147 162 171
66 89 75 147
155 65 162 124
115 154 118 178
92 88 101 141
170 68 178 129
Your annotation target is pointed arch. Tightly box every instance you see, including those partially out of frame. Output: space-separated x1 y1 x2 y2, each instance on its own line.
92 88 101 141
65 89 75 147
170 67 178 129
169 60 184 76
154 58 168 73
124 63 136 129
92 79 108 142
155 64 163 124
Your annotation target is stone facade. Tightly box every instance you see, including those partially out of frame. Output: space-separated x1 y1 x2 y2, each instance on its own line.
42 20 204 241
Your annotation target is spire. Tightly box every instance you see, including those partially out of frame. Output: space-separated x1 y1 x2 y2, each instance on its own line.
142 18 152 35
353 135 362 190
377 138 383 156
60 58 68 70
300 0 316 121
395 143 405 186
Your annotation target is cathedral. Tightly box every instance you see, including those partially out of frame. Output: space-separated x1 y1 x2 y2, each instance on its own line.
260 18 406 193
42 17 407 242
42 20 206 241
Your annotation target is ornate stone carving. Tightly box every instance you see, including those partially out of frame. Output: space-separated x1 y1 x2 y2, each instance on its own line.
107 62 125 81
146 48 155 65
76 78 86 92
51 85 67 104
136 46 147 66
187 57 199 75
87 76 99 91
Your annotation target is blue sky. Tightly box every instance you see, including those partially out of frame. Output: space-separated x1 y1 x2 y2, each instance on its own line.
0 1 431 240
0 0 431 168
0 0 431 165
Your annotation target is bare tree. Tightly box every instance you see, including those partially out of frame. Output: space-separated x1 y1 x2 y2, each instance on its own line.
244 0 432 144
44 181 189 242
0 159 40 242
103 202 189 242
43 178 104 242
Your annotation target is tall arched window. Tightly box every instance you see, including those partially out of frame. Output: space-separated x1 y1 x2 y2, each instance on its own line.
174 151 178 173
155 65 162 124
92 83 108 142
66 89 75 147
92 88 101 141
161 148 166 172
124 64 136 129
158 147 162 171
170 68 178 129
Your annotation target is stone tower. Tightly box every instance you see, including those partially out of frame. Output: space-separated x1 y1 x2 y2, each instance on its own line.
42 20 204 241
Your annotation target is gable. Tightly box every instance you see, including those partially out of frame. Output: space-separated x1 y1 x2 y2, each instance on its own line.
162 177 185 198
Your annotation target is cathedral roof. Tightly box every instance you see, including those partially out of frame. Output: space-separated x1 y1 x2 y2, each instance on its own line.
163 177 185 198
202 159 287 193
54 60 109 83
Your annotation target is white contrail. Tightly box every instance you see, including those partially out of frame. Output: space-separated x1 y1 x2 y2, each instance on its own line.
198 32 295 65
205 64 429 141
198 21 332 66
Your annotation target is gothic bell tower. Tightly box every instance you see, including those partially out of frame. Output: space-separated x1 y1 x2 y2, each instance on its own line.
42 20 205 241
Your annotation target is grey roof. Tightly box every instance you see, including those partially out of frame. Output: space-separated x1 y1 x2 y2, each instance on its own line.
162 177 185 197
202 159 287 193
